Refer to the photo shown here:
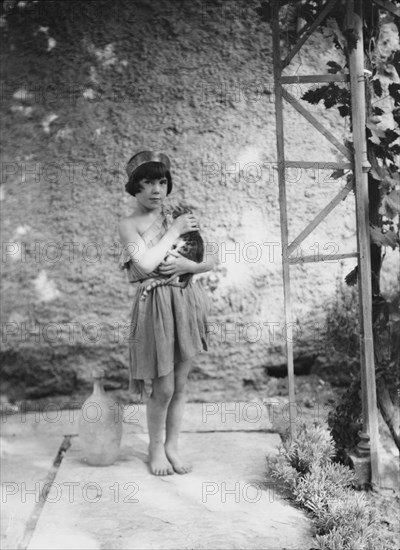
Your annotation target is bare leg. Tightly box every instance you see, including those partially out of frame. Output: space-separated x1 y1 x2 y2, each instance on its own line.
147 372 175 476
165 359 193 474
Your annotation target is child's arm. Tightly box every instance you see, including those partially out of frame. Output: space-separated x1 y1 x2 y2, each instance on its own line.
191 240 219 274
193 235 220 274
119 216 195 274
158 240 219 278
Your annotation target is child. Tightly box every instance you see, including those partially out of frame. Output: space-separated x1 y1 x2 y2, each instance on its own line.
118 151 217 476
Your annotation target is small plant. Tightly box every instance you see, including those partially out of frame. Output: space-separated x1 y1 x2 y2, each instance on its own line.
315 494 379 550
327 378 362 460
269 423 379 550
322 277 360 375
280 423 336 474
294 462 355 512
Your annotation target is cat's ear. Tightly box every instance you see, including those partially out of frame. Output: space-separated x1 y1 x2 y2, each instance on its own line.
184 204 195 215
172 204 185 218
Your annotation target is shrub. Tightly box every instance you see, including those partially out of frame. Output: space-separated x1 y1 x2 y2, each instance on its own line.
269 422 379 550
271 461 300 491
324 279 360 365
315 526 368 550
314 491 377 538
294 462 355 513
280 423 336 474
327 378 362 459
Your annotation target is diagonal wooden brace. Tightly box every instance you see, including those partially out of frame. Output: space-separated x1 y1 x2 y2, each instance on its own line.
287 179 354 256
282 0 339 68
282 88 353 161
288 252 358 264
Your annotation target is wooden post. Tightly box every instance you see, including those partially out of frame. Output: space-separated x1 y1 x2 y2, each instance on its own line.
272 0 296 439
347 0 380 487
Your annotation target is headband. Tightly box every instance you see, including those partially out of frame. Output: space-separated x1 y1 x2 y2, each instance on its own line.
126 151 171 179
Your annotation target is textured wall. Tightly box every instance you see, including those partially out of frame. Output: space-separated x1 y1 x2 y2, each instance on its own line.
1 0 397 403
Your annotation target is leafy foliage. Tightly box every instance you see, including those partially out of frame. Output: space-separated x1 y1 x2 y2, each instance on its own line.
280 423 336 474
327 60 343 74
298 7 400 258
325 279 360 361
272 423 337 487
302 83 351 110
294 462 355 513
370 224 399 249
315 495 379 550
270 423 379 550
257 1 400 256
326 284 400 455
268 0 400 452
327 378 362 458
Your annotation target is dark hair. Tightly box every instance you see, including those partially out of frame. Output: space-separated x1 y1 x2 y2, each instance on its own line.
125 161 173 197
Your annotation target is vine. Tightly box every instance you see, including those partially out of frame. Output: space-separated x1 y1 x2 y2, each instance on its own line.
258 0 400 450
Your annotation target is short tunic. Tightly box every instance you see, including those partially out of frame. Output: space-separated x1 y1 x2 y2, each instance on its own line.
118 209 209 396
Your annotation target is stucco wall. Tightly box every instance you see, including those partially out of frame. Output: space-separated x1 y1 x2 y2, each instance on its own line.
1 0 397 403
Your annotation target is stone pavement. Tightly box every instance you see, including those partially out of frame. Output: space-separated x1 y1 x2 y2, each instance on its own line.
1 403 315 550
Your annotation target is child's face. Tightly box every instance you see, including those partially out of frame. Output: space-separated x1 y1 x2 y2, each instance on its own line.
136 177 168 209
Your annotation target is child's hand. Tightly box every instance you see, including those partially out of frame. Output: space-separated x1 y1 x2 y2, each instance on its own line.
158 251 196 280
169 214 199 238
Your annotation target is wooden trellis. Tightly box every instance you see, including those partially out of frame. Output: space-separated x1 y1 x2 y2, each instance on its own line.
271 0 398 488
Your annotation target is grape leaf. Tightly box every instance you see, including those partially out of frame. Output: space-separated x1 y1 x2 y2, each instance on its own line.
388 83 400 105
370 226 399 249
327 61 342 74
385 129 399 144
380 190 400 219
367 120 387 144
324 94 337 108
370 165 385 181
389 171 400 185
338 105 350 117
302 86 329 105
389 144 400 155
345 266 358 286
372 79 383 98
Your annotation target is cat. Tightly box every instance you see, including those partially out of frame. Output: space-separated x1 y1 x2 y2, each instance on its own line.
141 205 204 299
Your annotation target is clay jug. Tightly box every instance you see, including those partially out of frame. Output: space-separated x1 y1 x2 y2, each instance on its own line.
79 367 123 466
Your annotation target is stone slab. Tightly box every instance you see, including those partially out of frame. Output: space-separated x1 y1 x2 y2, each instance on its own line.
1 407 78 549
1 400 275 439
122 401 275 433
2 405 314 550
0 431 63 550
27 431 314 550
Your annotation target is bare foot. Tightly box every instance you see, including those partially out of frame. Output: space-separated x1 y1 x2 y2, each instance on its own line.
148 445 174 476
165 444 192 474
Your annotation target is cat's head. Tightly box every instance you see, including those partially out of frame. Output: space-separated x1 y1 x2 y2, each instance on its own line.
171 237 186 253
171 233 204 263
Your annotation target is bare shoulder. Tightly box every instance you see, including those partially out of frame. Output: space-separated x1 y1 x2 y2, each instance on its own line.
119 216 137 232
118 216 140 243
